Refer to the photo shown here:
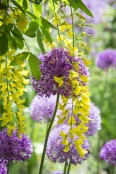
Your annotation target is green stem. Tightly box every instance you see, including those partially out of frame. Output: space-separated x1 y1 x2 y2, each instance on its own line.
67 162 71 174
7 161 9 174
111 166 115 174
39 93 60 174
63 162 67 174
70 5 74 56
52 0 62 46
97 71 109 174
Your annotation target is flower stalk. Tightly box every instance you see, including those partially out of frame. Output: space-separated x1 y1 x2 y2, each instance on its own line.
39 93 60 174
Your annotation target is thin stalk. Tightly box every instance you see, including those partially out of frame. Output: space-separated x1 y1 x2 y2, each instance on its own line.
7 162 9 174
52 0 62 46
67 162 71 174
97 71 109 174
63 162 68 174
111 166 115 174
39 93 60 174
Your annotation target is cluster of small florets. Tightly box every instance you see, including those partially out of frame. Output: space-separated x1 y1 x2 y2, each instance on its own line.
100 139 116 166
0 160 7 174
96 49 116 70
32 48 89 97
46 125 90 165
0 129 33 161
30 95 56 122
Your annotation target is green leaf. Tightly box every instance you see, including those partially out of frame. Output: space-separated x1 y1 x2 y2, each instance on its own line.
22 0 28 10
11 25 24 40
12 35 24 50
28 53 41 80
26 11 37 20
25 21 39 37
37 29 45 54
0 33 8 56
5 30 17 50
32 3 42 17
40 17 56 29
41 27 52 43
10 52 29 66
74 0 93 18
17 52 29 61
12 0 25 13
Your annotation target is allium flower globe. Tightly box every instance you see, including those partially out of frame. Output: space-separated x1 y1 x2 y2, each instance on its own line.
32 48 88 97
96 49 116 70
0 129 33 161
46 125 90 165
86 103 101 136
100 140 116 166
0 160 7 174
30 95 56 122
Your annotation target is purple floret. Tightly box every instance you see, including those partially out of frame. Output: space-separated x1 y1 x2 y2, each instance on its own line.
0 129 33 161
100 140 116 166
32 48 88 97
46 125 90 165
30 95 56 122
0 160 7 174
86 103 101 136
51 171 63 174
96 49 116 70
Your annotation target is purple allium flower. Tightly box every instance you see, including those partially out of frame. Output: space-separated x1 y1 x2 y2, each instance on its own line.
96 49 116 70
51 171 63 174
83 0 107 24
86 103 101 136
0 129 33 161
100 140 116 166
0 160 7 174
32 48 88 97
30 95 56 122
46 125 90 165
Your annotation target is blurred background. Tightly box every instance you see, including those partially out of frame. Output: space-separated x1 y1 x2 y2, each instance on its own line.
7 0 116 173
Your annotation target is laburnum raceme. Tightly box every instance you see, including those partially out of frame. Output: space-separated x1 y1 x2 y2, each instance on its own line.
0 51 29 135
57 101 101 136
0 3 29 135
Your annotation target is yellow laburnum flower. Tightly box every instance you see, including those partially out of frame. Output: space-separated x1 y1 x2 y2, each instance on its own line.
54 76 64 87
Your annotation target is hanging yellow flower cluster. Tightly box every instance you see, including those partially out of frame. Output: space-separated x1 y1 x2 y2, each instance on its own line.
0 50 29 136
52 8 91 157
0 4 29 136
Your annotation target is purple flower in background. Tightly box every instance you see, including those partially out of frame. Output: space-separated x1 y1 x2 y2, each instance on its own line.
51 171 63 174
32 48 88 97
46 125 90 165
83 0 107 24
96 49 116 70
100 140 116 166
86 103 101 136
30 95 56 122
0 129 33 161
0 160 7 174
